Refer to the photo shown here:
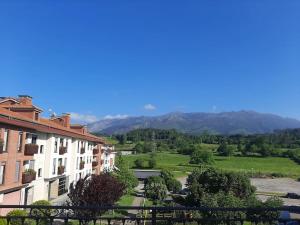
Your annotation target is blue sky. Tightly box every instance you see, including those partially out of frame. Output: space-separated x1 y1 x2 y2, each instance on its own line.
1 1 300 123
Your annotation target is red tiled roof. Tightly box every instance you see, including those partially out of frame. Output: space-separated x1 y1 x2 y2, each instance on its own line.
0 104 104 144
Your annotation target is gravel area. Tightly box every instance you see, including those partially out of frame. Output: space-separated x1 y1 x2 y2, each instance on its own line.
251 178 300 195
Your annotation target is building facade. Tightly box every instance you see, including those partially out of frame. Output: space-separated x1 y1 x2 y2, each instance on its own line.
0 95 114 214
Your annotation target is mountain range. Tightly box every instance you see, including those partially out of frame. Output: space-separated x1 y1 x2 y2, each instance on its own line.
87 111 300 135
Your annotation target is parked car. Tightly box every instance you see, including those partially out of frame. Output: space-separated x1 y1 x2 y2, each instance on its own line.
286 193 300 199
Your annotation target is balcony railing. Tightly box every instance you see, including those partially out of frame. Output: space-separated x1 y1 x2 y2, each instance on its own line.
24 144 39 156
57 165 65 175
80 147 85 154
93 148 99 155
59 146 67 155
22 171 36 184
0 205 299 225
92 161 98 167
80 162 85 170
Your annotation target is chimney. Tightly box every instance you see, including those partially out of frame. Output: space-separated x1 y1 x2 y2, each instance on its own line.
18 95 32 106
61 113 71 128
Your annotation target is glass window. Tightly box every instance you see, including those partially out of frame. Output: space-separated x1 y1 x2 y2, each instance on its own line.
31 134 38 144
15 161 20 182
52 159 56 175
40 145 44 154
17 132 23 152
3 129 9 152
54 138 58 153
0 164 5 184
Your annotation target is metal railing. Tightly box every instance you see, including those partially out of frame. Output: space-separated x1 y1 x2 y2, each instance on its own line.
0 205 299 225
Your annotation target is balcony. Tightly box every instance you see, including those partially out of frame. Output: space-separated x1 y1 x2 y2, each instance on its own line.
80 162 85 170
92 161 98 167
24 144 39 156
93 148 99 155
59 146 67 155
22 170 36 184
80 147 85 154
57 165 65 175
0 205 298 224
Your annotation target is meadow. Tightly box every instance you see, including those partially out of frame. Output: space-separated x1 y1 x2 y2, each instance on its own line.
122 152 300 178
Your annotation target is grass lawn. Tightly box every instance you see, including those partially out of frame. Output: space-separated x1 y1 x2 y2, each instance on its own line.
117 193 135 206
123 152 300 178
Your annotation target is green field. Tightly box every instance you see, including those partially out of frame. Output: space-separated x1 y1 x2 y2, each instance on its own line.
123 152 300 178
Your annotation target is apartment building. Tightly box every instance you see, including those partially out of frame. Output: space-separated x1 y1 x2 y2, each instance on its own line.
0 95 110 214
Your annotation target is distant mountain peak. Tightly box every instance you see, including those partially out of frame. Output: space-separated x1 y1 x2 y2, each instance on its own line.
88 111 300 135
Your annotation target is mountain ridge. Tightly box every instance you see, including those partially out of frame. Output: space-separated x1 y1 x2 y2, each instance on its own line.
87 111 300 135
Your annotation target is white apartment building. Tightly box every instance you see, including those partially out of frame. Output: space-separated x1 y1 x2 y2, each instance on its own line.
0 95 114 214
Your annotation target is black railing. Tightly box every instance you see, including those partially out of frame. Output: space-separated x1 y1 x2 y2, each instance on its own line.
0 205 299 225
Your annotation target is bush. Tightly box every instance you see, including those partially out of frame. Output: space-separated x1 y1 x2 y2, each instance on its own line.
148 158 157 168
134 159 145 168
0 219 6 225
160 169 182 193
190 149 214 165
7 209 30 225
167 179 182 193
145 176 168 204
31 200 51 225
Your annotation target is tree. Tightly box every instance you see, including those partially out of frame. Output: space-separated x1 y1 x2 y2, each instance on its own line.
186 168 256 206
190 149 214 165
68 174 125 224
160 169 182 193
134 158 145 168
145 176 167 204
217 142 234 156
148 158 157 168
119 134 127 145
133 143 144 154
114 156 138 194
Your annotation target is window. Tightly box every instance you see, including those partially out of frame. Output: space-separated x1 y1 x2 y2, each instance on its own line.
0 163 5 185
31 134 37 144
52 159 56 175
76 157 79 169
58 158 63 166
54 138 58 153
35 112 39 121
38 168 42 177
3 129 9 152
40 145 44 154
15 161 20 182
17 132 23 152
60 138 64 147
77 141 80 153
64 158 67 170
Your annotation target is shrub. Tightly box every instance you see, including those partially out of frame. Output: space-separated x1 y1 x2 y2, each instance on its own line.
145 176 168 204
160 169 182 193
24 169 36 175
134 159 145 168
167 179 182 193
7 209 30 225
30 200 51 225
190 149 214 165
148 158 157 168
